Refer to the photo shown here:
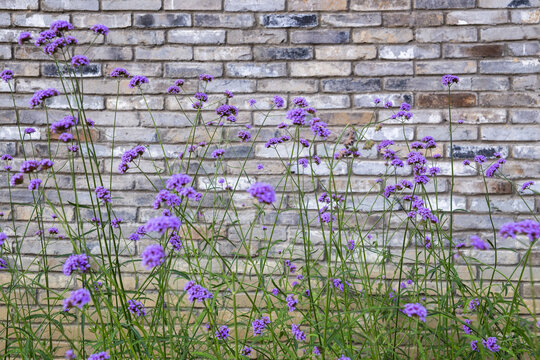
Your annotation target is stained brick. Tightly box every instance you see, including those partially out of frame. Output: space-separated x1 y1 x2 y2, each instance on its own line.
449 109 507 123
194 14 255 28
480 93 539 107
415 0 475 9
261 14 317 28
322 78 381 92
315 45 377 60
447 10 508 24
511 9 540 23
225 0 285 11
135 14 191 28
42 64 101 78
352 28 413 43
290 62 352 77
253 47 312 60
480 59 540 73
416 93 477 108
164 0 222 10
107 30 165 46
257 79 318 93
351 0 410 10
289 0 348 11
0 13 9 26
507 42 540 56
451 145 508 159
321 14 382 27
169 30 226 44
385 77 447 91
228 30 286 44
354 61 414 76
513 75 539 90
226 63 286 78
379 44 440 59
353 93 413 108
86 47 133 61
164 63 223 78
291 30 350 44
443 44 504 58
478 0 538 8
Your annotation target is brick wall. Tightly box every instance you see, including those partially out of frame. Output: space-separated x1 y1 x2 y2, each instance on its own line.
1 0 539 307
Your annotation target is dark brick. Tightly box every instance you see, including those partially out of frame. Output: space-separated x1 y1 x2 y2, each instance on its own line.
291 30 350 44
42 64 101 77
451 145 508 159
415 0 475 9
444 44 504 58
417 93 476 108
508 0 532 7
480 93 538 107
321 78 381 93
261 14 317 28
194 14 254 28
134 13 191 28
383 12 443 27
253 47 312 60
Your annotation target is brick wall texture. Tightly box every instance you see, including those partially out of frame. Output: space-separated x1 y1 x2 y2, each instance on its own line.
0 0 539 339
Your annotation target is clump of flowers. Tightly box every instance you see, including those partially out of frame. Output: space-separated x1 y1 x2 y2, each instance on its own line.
247 182 275 205
402 303 427 322
63 288 91 312
140 244 166 269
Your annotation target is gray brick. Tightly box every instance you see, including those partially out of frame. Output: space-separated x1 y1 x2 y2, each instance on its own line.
291 30 350 44
169 30 226 44
510 9 540 23
253 47 312 60
480 93 538 107
0 29 21 43
289 0 348 11
417 126 477 141
480 59 540 74
462 77 510 91
165 0 222 9
0 46 13 60
13 14 69 27
226 63 286 78
261 14 317 28
416 60 477 74
451 145 508 159
507 42 540 56
353 28 413 43
482 125 540 141
383 12 443 27
478 0 539 8
136 46 193 61
481 25 540 41
42 0 98 10
315 45 377 60
443 44 504 58
204 79 256 93
379 44 440 59
294 94 350 109
415 0 475 9
164 63 223 78
384 77 447 91
290 62 352 77
42 64 101 78
224 0 285 11
135 13 191 28
447 10 508 24
87 47 133 61
416 27 477 42
102 0 161 10
73 14 131 28
513 145 540 159
354 61 413 76
194 14 254 28
0 13 9 26
257 79 318 93
321 14 382 27
351 0 410 10
322 78 381 92
0 0 37 9
353 93 413 108
513 75 539 91
510 109 539 124
107 30 165 46
195 47 252 61
227 30 286 44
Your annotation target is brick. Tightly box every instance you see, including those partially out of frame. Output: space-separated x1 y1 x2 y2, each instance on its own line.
454 179 513 194
353 93 413 108
354 61 413 76
289 0 348 11
42 64 101 78
514 145 540 159
416 60 477 74
297 94 350 109
194 14 254 28
315 45 376 60
103 0 161 10
353 28 413 43
381 109 443 124
253 47 312 60
510 109 538 123
257 79 318 93
480 59 540 74
0 0 37 9
513 75 539 90
291 30 350 44
104 63 163 78
164 63 223 78
261 14 317 28
447 10 508 25
385 77 448 91
228 30 286 44
511 9 540 23
379 44 440 59
107 30 165 46
322 78 381 92
417 126 477 140
195 47 252 61
0 46 13 60
42 0 98 10
481 125 540 141
449 109 507 123
451 145 508 159
165 0 222 9
0 13 9 26
481 25 540 41
507 42 540 56
226 63 286 78
73 14 131 28
321 14 382 27
204 79 256 93
136 46 193 61
479 0 539 8
0 29 20 43
290 62 351 77
416 27 477 42
169 30 225 44
225 0 285 11
416 93 476 108
382 12 443 27
135 13 191 28
351 0 410 10
13 14 69 27
480 93 538 107
443 44 504 58
415 0 475 9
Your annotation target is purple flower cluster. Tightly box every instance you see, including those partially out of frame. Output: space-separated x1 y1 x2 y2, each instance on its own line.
286 294 297 312
90 24 109 36
215 104 239 122
63 288 91 312
462 319 472 335
168 231 183 252
141 244 166 269
211 149 225 158
65 349 75 359
128 226 147 241
1 69 13 82
247 182 275 205
63 254 90 276
118 145 146 173
18 32 32 45
215 325 229 340
110 67 130 78
238 130 251 142
71 55 89 67
482 337 500 352
166 173 192 192
88 352 110 360
29 88 59 108
470 235 489 250
441 74 460 87
127 299 146 317
520 181 534 192
485 158 506 178
286 108 307 125
469 298 480 311
95 186 111 203
143 212 181 232
252 315 270 336
390 102 413 121
499 219 539 242
241 346 252 356
153 190 182 209
128 75 148 88
402 303 427 322
291 324 306 342
49 114 76 133
0 232 6 246
184 280 213 302
273 95 284 108
310 118 331 139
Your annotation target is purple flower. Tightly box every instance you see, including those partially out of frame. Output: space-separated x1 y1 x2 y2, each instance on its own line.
110 68 130 78
474 155 486 163
90 24 109 36
145 215 182 234
520 181 534 192
63 254 90 276
127 299 146 317
248 98 257 106
273 95 284 108
29 88 59 108
110 218 122 228
166 173 192 192
0 69 13 82
50 115 78 133
71 55 89 67
463 319 472 335
95 186 111 203
402 303 427 322
0 258 7 269
39 159 54 170
141 244 166 269
129 75 149 89
441 74 460 87
485 160 503 178
65 349 76 359
18 32 32 45
184 280 213 302
469 298 479 311
384 101 393 108
0 232 6 246
331 278 345 292
224 90 234 98
286 108 307 125
247 182 276 205
482 337 500 352
463 159 470 166
167 86 180 94
211 149 225 158
241 346 252 356
215 325 229 340
68 145 79 153
374 98 381 104
195 92 208 102
24 127 36 134
499 219 540 242
252 315 270 336
58 132 73 142
429 167 440 177
293 96 308 107
291 324 306 342
470 235 489 250
88 352 110 360
199 74 213 82
63 288 91 312
50 20 74 32
338 356 351 360
216 104 239 119
28 178 42 191
286 294 297 312
470 340 478 352
271 288 279 296
20 160 39 173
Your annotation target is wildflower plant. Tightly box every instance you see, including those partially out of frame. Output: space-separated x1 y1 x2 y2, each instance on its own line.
0 20 538 360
